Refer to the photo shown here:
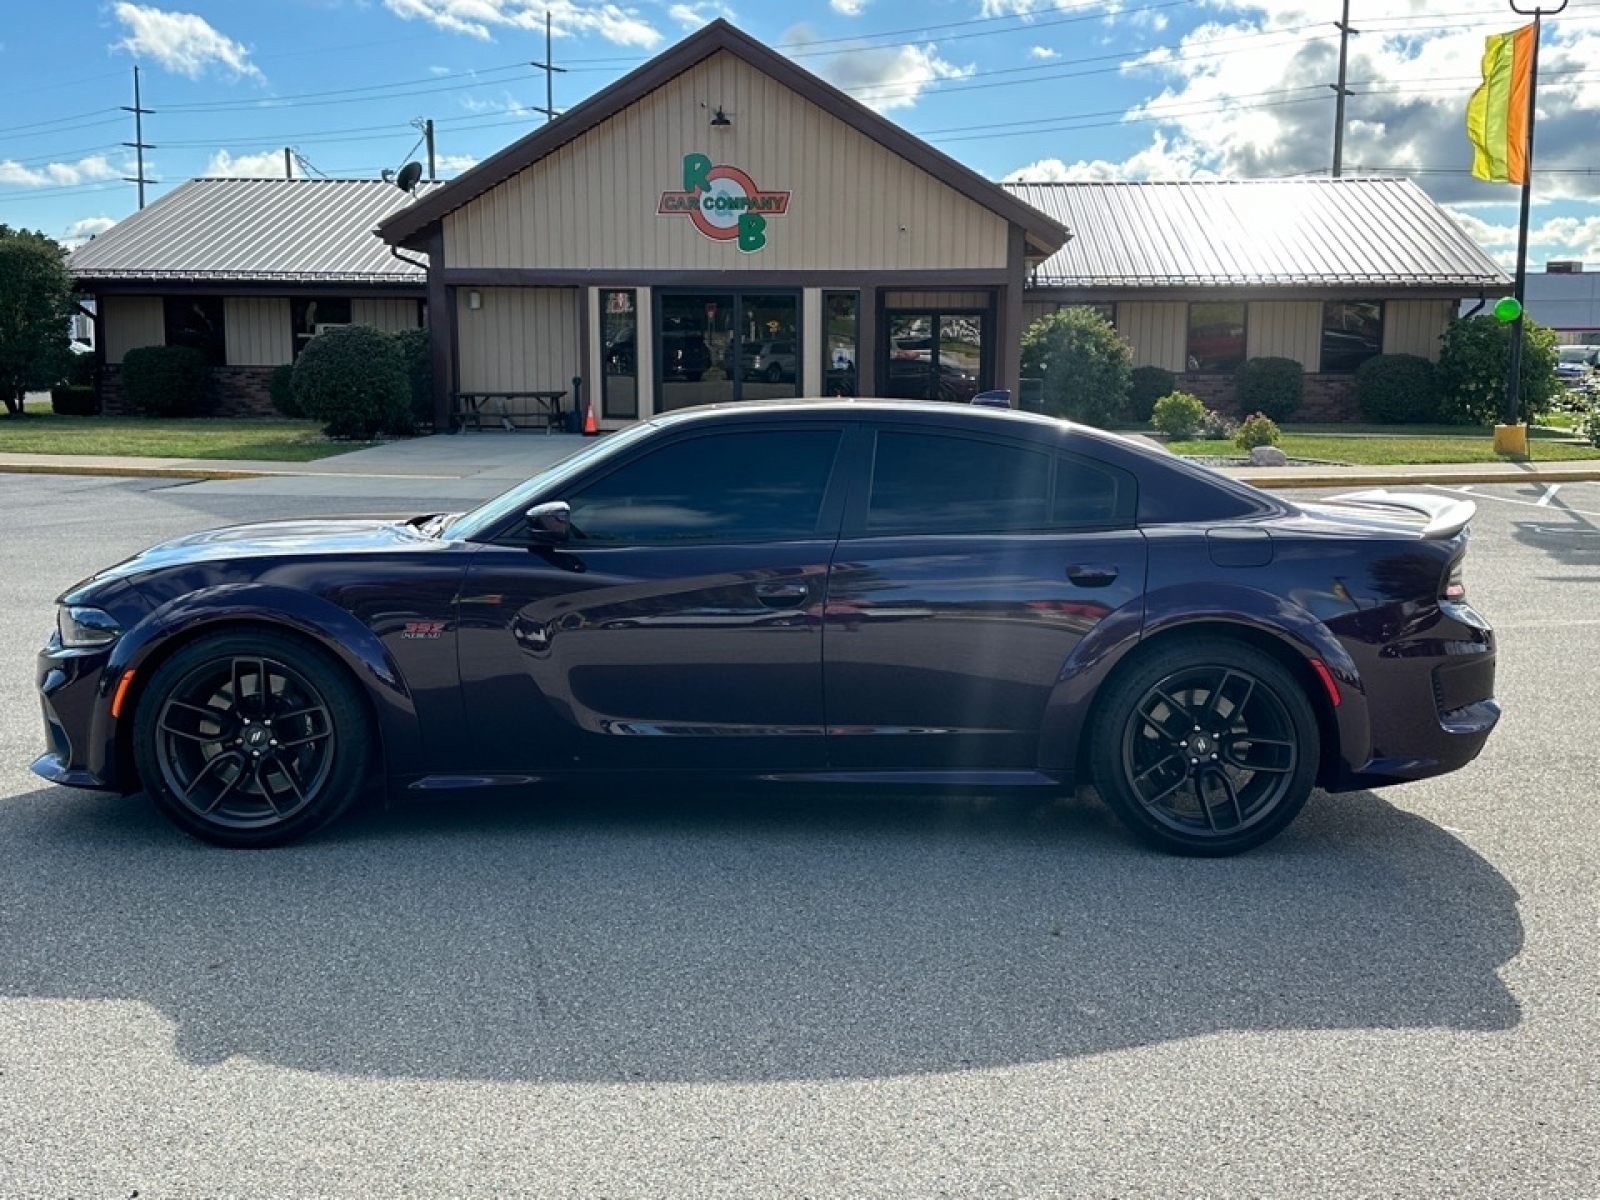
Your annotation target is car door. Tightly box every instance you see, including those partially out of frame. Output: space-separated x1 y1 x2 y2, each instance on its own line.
823 423 1147 773
456 423 849 773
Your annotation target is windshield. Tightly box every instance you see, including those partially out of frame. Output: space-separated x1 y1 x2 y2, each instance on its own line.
1559 346 1593 364
440 421 658 541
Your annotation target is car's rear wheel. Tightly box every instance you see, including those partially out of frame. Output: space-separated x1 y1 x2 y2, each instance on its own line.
765 363 784 383
1088 638 1319 856
132 630 374 848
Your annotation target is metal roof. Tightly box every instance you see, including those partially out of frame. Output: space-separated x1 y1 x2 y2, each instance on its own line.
68 178 436 285
1004 178 1508 291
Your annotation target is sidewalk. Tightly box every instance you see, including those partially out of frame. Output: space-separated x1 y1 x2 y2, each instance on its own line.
2 429 1598 493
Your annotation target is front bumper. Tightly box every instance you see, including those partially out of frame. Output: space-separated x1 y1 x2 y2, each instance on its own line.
33 642 124 794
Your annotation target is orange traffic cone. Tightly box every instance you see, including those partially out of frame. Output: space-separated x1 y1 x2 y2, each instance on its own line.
582 402 598 436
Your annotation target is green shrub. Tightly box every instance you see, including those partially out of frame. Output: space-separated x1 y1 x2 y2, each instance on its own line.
1020 306 1133 428
268 363 300 417
1234 412 1282 450
392 326 434 432
49 384 98 415
1125 365 1176 423
1579 402 1600 448
1198 408 1237 441
64 348 96 387
291 324 412 439
1151 391 1206 439
1354 353 1440 424
120 345 212 417
1234 356 1304 423
1436 314 1559 425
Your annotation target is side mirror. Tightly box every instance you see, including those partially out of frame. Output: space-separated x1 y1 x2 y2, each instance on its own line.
524 501 572 544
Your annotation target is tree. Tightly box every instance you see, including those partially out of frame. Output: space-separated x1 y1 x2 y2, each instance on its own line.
1435 313 1559 426
0 226 75 416
1020 306 1132 428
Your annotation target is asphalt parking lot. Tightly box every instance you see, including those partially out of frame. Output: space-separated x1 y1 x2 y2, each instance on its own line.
0 472 1595 1197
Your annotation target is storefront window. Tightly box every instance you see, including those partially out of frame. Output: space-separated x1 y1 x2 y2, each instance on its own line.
1187 302 1246 373
884 310 987 402
657 291 799 411
601 289 638 418
1322 301 1383 373
163 296 226 367
823 291 858 396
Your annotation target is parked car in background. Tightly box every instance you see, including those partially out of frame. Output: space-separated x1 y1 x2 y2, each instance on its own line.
1555 344 1599 380
739 339 797 382
35 400 1498 856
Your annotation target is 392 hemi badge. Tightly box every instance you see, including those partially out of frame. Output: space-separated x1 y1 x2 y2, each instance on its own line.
400 621 446 640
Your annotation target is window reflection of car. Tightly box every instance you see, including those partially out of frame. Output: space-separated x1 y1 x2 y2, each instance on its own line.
739 339 797 382
1555 345 1599 379
886 356 981 402
661 329 711 382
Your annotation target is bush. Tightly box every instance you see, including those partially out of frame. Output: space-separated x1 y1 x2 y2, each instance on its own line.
1436 314 1560 425
1234 412 1281 450
291 324 412 439
120 345 212 417
1020 306 1133 428
392 326 434 432
268 363 300 417
1151 391 1206 439
1355 353 1440 424
1197 408 1237 441
1125 365 1176 423
1579 402 1600 448
1234 356 1304 423
49 384 98 415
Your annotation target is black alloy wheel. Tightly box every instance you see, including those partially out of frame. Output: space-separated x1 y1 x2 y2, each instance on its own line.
1088 638 1320 856
132 630 374 847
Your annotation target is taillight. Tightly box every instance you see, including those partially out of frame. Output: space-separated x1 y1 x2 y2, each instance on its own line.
1443 559 1467 603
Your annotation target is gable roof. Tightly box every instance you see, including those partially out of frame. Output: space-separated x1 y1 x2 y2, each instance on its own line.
1005 178 1508 291
376 18 1067 256
69 177 436 286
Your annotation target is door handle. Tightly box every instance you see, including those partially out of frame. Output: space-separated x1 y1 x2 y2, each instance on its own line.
1066 563 1119 587
754 581 810 608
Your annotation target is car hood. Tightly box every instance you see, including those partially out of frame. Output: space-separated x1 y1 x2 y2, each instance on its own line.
68 518 435 594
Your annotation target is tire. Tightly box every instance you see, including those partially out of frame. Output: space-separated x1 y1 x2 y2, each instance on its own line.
1087 638 1319 856
765 363 784 383
132 630 376 848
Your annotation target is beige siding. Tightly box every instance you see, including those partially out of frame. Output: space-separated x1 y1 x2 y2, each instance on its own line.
1247 301 1322 367
224 297 292 366
884 292 994 309
443 51 1010 273
456 287 581 393
103 295 165 364
352 297 420 332
1118 302 1188 372
1385 299 1452 360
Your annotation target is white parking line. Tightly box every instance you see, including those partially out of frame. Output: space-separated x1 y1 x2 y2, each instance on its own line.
1428 483 1600 517
1536 484 1561 507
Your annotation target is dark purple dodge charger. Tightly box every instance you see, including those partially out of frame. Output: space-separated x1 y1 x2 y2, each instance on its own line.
34 400 1498 855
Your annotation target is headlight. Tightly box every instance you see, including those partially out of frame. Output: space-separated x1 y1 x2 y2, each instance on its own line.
57 605 122 648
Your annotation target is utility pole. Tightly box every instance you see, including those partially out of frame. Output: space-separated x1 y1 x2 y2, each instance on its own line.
284 147 292 179
425 118 436 179
121 64 154 208
1330 0 1356 177
530 11 565 122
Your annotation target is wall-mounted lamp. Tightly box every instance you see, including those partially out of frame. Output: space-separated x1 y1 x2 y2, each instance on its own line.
467 290 482 310
709 106 732 129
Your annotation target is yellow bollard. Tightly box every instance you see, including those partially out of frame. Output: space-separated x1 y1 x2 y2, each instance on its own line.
1493 423 1529 457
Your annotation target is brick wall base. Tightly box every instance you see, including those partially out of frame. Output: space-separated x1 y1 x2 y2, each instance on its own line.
99 365 281 418
1176 372 1360 423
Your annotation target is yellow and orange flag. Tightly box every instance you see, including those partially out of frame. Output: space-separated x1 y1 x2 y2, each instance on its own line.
1466 24 1535 184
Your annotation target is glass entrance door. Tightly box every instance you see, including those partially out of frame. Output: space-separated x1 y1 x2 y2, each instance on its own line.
883 311 987 403
657 291 800 412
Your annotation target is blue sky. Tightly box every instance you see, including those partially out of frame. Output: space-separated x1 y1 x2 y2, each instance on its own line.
6 0 1600 274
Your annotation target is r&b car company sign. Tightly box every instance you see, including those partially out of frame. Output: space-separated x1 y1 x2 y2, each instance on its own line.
658 153 790 252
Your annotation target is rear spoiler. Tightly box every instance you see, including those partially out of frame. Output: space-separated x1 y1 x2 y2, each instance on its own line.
1325 489 1475 539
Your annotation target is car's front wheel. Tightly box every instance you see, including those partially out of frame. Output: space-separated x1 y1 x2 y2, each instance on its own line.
132 630 375 847
1088 638 1319 856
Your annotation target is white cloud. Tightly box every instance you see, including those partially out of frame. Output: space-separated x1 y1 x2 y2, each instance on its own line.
62 216 119 250
1029 46 1058 61
1003 133 1212 183
830 0 866 15
814 43 973 113
112 4 262 81
205 149 293 177
0 156 121 187
435 153 479 175
383 0 662 49
668 2 732 25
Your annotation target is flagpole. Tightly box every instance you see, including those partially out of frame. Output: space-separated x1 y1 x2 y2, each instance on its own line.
1504 0 1565 429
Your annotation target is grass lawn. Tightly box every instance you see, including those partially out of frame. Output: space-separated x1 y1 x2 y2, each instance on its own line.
1164 425 1600 465
0 412 360 462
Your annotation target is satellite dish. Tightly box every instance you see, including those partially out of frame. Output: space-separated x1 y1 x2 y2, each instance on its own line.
394 161 424 193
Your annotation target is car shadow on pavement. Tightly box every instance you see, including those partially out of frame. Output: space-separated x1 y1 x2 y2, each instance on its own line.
0 781 1521 1084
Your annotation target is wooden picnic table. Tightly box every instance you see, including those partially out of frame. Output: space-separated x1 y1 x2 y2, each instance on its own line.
451 390 569 433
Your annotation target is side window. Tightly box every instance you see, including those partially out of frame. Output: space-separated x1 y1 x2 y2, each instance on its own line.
865 431 1052 534
1054 456 1134 527
567 430 842 544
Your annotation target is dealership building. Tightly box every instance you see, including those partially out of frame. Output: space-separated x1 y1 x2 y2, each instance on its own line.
71 19 1509 429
